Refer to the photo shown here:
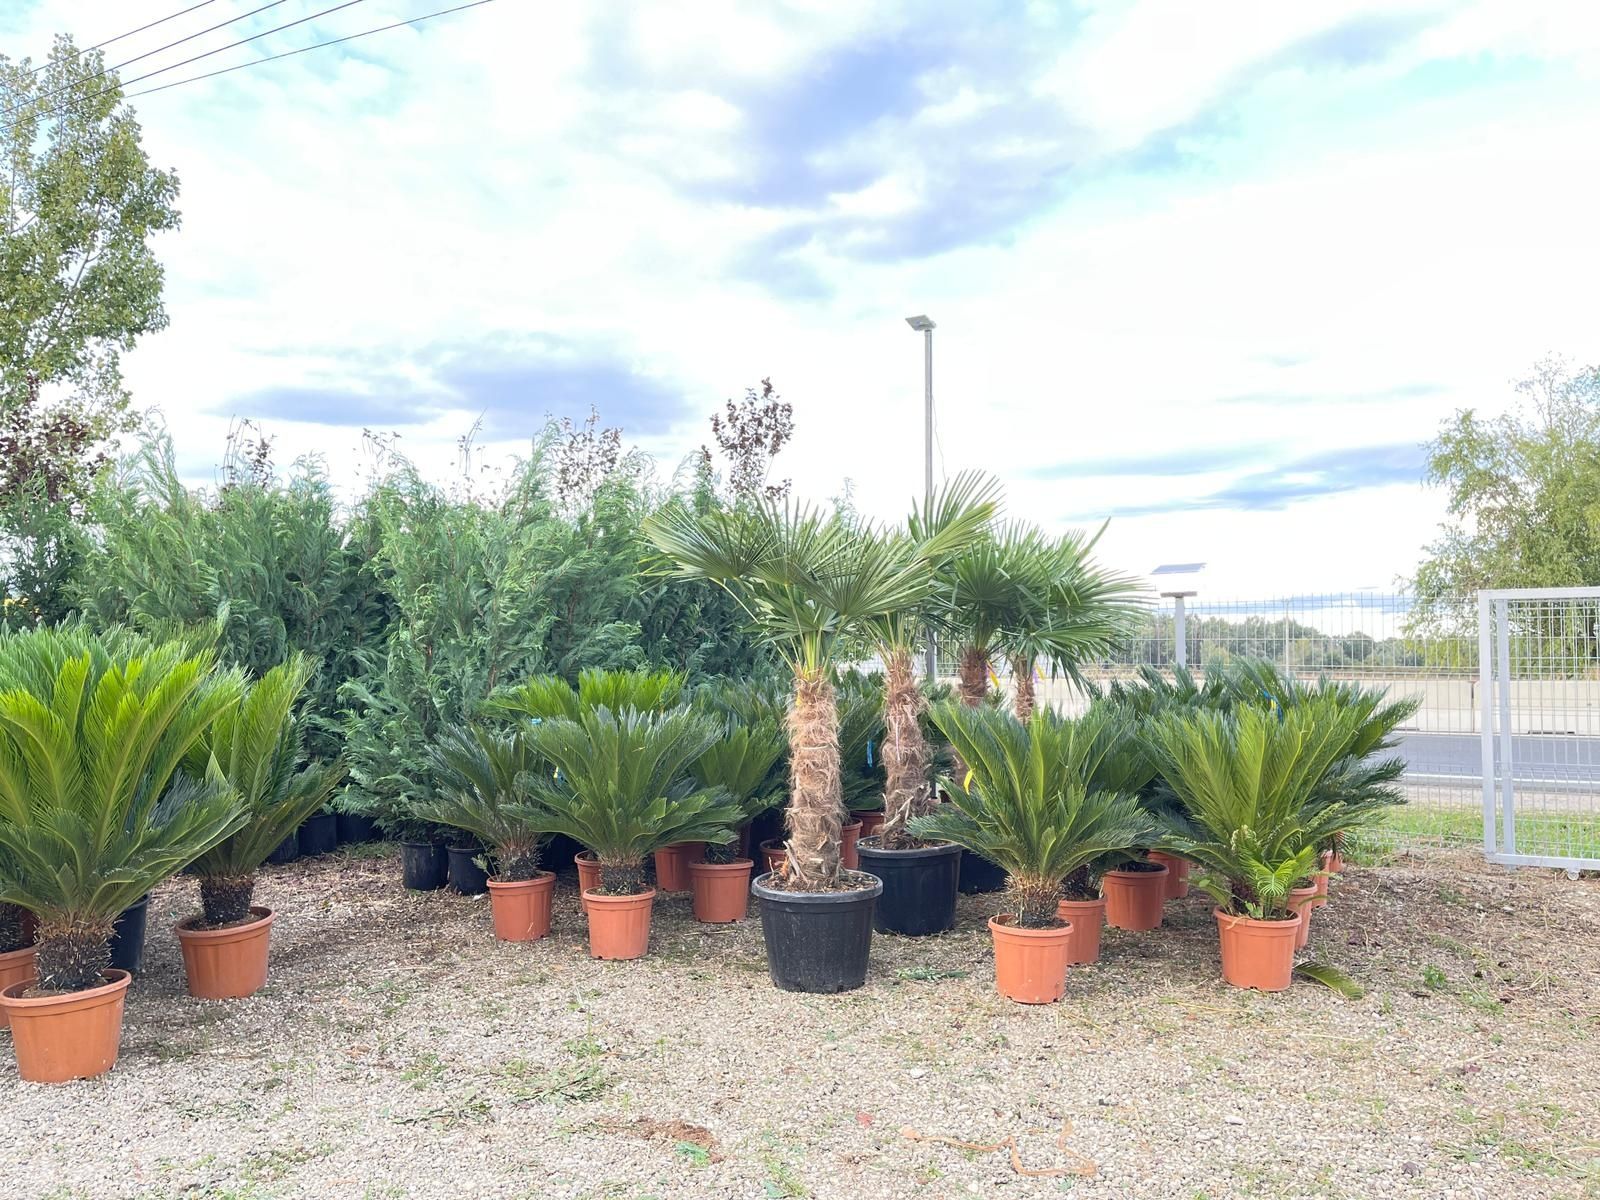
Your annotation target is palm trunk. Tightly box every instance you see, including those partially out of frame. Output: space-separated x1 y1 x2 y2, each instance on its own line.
600 858 649 895
34 916 114 992
785 669 842 888
957 646 988 707
880 646 931 845
200 874 257 926
1013 875 1060 929
495 840 543 881
1011 656 1036 722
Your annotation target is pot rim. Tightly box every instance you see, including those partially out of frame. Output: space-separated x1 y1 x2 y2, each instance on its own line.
751 870 884 904
1056 896 1107 909
0 942 38 964
989 913 1073 939
1104 863 1170 880
1213 906 1302 931
175 906 275 943
855 838 962 860
0 967 131 1011
687 858 754 873
582 887 657 906
487 870 557 890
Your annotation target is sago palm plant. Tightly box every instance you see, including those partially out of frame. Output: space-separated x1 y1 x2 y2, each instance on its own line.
185 656 345 926
910 703 1154 927
690 716 789 863
646 496 974 889
522 707 740 893
1149 699 1386 919
0 627 245 991
413 723 550 880
488 667 686 723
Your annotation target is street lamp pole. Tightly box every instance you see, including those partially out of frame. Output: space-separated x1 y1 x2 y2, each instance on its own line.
906 315 937 681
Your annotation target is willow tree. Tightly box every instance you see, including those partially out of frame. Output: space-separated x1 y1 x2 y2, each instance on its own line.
858 473 999 844
645 498 972 890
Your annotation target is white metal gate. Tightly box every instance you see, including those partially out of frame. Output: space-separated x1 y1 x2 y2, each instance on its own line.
1479 587 1600 871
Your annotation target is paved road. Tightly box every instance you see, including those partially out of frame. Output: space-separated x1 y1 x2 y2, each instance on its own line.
1398 731 1600 786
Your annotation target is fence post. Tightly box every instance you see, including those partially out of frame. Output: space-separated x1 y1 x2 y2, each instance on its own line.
1478 591 1495 857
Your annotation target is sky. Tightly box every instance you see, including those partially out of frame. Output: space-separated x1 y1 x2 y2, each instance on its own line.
6 0 1600 599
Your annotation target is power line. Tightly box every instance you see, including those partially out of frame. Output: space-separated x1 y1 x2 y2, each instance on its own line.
29 1 222 73
124 0 499 101
12 1 297 110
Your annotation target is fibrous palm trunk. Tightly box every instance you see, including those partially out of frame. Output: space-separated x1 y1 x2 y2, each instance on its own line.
1011 656 1036 722
957 646 988 707
200 874 257 926
785 669 842 888
35 916 113 992
496 841 543 881
600 858 649 895
880 646 931 845
1013 874 1061 929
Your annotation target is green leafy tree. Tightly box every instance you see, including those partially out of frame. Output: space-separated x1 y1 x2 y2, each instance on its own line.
1411 355 1600 657
911 703 1153 927
0 626 243 990
1 37 179 472
185 656 344 926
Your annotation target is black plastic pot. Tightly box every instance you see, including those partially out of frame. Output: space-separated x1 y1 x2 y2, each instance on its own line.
266 834 300 865
298 812 338 857
337 812 379 844
447 846 489 895
752 871 882 993
542 833 580 874
107 893 150 975
401 842 449 891
959 848 1008 895
856 840 962 936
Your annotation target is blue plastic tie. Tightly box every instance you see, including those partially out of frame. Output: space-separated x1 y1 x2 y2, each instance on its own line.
866 738 874 767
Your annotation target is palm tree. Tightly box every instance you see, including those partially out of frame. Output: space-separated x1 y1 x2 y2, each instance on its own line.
857 473 1000 843
937 524 1143 719
185 656 345 926
413 723 549 880
1148 699 1382 919
645 496 975 889
910 703 1154 926
521 707 741 894
0 627 245 991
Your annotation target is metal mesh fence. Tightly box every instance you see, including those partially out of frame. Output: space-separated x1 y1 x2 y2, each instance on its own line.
940 593 1493 858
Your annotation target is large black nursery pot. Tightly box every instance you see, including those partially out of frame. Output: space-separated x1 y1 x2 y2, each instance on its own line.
336 812 379 844
856 840 962 936
400 842 449 891
447 846 489 895
752 871 882 994
959 848 1008 895
266 833 300 865
298 812 338 857
107 893 150 975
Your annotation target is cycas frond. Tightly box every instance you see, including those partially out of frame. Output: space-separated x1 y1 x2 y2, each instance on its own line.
0 626 246 923
488 668 687 723
521 707 742 869
412 723 549 876
909 703 1156 920
691 717 788 821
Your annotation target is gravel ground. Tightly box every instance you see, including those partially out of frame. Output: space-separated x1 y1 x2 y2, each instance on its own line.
4 848 1599 1200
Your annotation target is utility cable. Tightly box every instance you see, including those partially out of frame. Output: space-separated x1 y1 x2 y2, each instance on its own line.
27 0 222 73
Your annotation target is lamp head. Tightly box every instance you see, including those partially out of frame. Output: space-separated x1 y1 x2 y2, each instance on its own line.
905 315 935 332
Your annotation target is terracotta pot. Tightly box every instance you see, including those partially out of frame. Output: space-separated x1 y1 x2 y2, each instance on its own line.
175 907 276 1000
1056 897 1107 965
653 843 703 893
1288 884 1324 951
1102 865 1170 931
1316 848 1344 897
0 944 37 1030
688 859 753 923
760 839 787 877
1 969 132 1082
1146 851 1190 899
486 872 556 942
575 851 603 912
1214 908 1301 991
857 811 885 839
584 888 655 960
840 821 863 870
989 915 1074 1004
